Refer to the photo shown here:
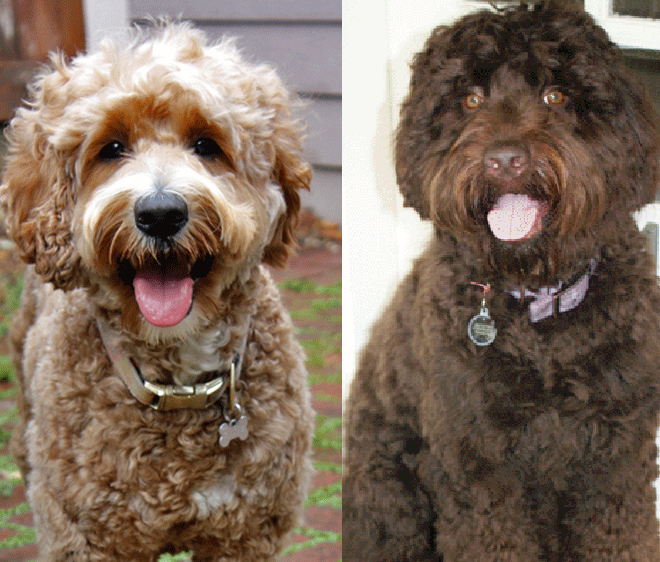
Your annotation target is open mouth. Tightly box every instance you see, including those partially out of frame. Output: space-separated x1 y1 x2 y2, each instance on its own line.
119 254 214 327
486 193 550 242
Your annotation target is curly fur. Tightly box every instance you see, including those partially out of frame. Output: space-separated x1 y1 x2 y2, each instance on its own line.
1 22 313 561
344 2 660 561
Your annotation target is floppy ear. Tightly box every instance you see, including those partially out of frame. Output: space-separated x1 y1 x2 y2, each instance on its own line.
261 97 312 268
395 24 455 220
1 70 85 290
262 137 311 268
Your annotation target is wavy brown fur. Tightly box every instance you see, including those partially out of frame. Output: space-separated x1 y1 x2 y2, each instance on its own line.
344 2 660 560
1 22 313 562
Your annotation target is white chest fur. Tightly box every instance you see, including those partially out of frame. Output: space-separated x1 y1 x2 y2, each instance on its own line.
190 475 237 518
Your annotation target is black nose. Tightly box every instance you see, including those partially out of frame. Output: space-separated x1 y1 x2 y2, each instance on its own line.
134 191 188 239
483 143 530 180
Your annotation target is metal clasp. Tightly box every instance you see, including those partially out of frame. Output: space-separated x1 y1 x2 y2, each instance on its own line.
143 364 233 411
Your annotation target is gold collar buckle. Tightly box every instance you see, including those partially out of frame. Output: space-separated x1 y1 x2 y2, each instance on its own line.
96 319 245 411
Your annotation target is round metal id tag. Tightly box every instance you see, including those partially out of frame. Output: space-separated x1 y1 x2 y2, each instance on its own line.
468 306 497 346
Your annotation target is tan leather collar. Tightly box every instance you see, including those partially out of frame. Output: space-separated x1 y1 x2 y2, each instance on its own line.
96 319 248 411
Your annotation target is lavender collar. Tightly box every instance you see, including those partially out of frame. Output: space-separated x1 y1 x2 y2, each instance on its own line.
508 259 597 323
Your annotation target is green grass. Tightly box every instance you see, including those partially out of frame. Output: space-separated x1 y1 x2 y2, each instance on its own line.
279 279 341 297
280 279 342 560
308 371 341 387
0 274 23 338
313 415 343 451
290 305 341 322
0 503 35 549
0 276 342 561
158 554 192 562
282 280 342 323
300 331 341 367
0 356 16 388
281 528 342 555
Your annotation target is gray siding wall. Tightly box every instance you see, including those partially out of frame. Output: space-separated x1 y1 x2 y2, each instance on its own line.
129 0 342 223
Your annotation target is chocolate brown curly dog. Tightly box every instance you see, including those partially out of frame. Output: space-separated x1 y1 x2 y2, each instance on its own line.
344 2 660 561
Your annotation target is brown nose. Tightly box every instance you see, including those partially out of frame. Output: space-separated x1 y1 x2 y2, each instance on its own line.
483 144 529 180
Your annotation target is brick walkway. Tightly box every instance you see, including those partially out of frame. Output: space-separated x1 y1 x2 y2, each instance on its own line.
271 247 342 562
0 246 342 562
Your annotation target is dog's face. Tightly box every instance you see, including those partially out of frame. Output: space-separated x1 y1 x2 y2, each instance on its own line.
396 0 660 280
1 24 310 339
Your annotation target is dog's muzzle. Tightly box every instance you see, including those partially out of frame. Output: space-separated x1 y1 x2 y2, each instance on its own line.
134 190 189 239
130 190 199 327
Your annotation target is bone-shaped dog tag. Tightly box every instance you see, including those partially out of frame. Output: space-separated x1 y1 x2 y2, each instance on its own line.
219 415 248 448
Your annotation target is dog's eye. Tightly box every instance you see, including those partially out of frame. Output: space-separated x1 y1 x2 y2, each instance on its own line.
193 138 224 158
463 93 484 111
98 141 126 160
543 89 567 106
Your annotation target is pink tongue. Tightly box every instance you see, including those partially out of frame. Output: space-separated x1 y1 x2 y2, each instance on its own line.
487 194 543 241
133 272 194 327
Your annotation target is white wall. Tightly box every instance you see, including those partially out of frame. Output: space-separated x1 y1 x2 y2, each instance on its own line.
343 0 465 398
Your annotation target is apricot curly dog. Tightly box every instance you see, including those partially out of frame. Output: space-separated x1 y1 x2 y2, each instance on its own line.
344 2 660 561
1 23 313 561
